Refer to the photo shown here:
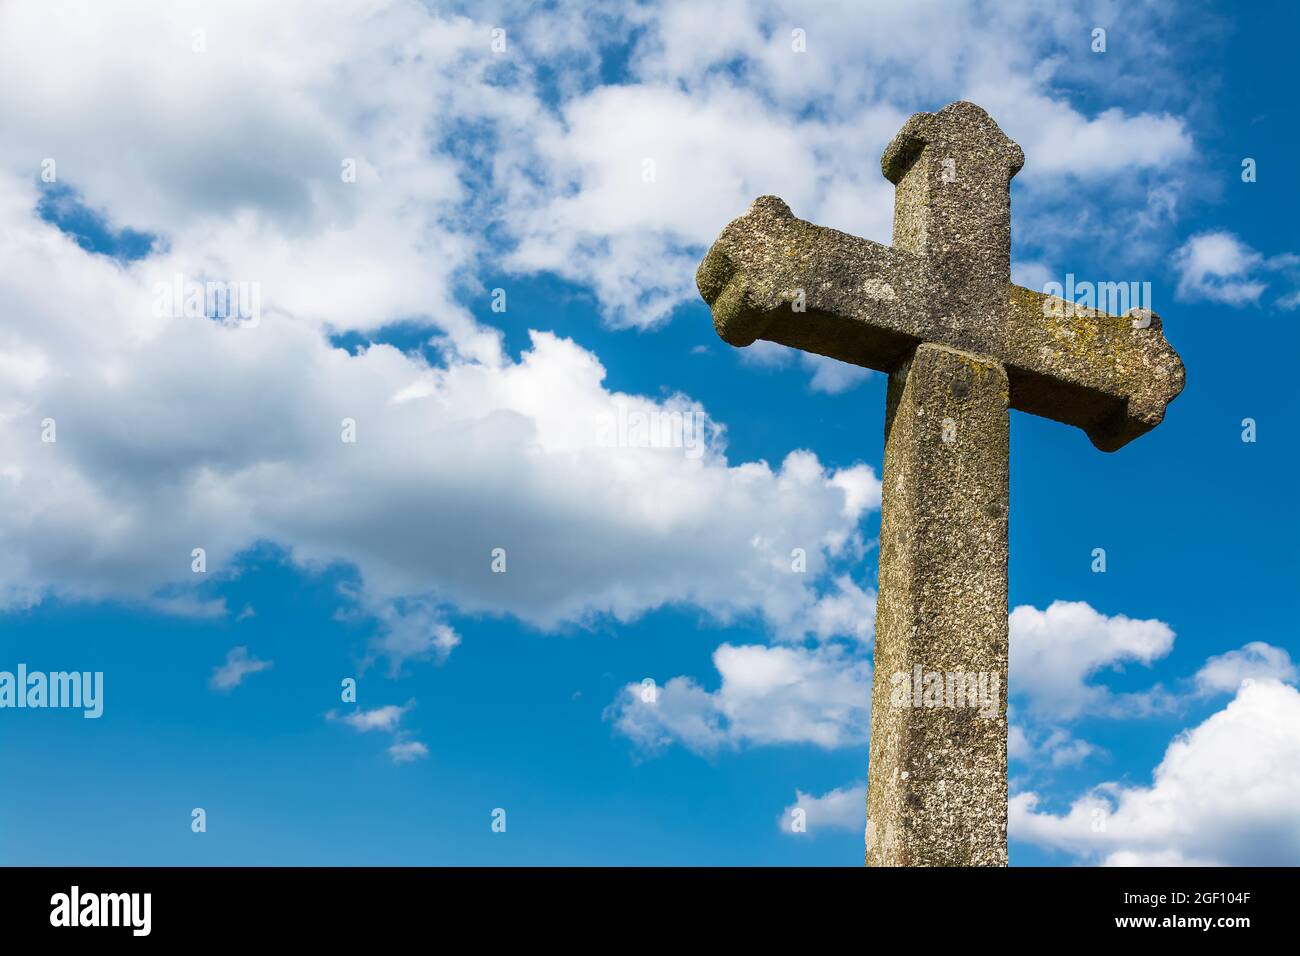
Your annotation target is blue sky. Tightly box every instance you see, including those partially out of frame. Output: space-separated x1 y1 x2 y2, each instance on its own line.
1 0 1298 866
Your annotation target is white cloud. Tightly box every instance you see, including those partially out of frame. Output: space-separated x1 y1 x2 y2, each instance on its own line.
387 740 430 764
0 0 514 362
1009 721 1099 769
0 193 878 660
504 81 834 329
1171 231 1300 307
1008 723 1033 762
1009 601 1176 721
1194 641 1297 696
779 782 867 835
365 600 463 671
490 0 1197 388
611 676 723 753
331 700 429 764
611 642 871 753
503 60 1192 337
333 703 411 733
829 468 883 521
1011 679 1300 866
210 645 272 691
0 0 1203 669
1172 232 1267 305
969 77 1192 179
802 575 877 645
0 7 888 652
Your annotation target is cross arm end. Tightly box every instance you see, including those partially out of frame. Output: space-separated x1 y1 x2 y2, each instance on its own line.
696 196 796 346
1005 284 1186 452
697 196 928 370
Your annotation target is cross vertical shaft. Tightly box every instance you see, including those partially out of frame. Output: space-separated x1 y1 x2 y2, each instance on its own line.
866 343 1009 866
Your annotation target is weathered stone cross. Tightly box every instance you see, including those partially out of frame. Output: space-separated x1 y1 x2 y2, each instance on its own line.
696 101 1184 866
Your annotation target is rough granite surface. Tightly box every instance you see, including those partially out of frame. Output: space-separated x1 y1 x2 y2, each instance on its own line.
866 343 1009 866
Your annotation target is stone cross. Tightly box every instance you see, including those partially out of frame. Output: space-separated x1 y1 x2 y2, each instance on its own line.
695 101 1184 866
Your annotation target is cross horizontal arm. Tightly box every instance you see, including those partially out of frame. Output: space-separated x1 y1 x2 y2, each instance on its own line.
696 196 930 373
1003 285 1185 451
697 196 1184 452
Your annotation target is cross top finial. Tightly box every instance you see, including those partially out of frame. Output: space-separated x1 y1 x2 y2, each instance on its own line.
881 101 1025 186
880 103 1025 338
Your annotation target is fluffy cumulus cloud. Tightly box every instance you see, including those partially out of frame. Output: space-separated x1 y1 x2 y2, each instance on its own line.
1194 641 1297 695
611 640 872 753
800 575 877 645
7 0 1285 862
779 782 866 835
0 0 1209 705
1009 600 1177 721
1012 679 1300 865
620 596 1194 759
799 643 1300 856
1171 231 1300 308
0 0 515 362
0 0 895 666
0 249 879 636
501 0 1198 331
